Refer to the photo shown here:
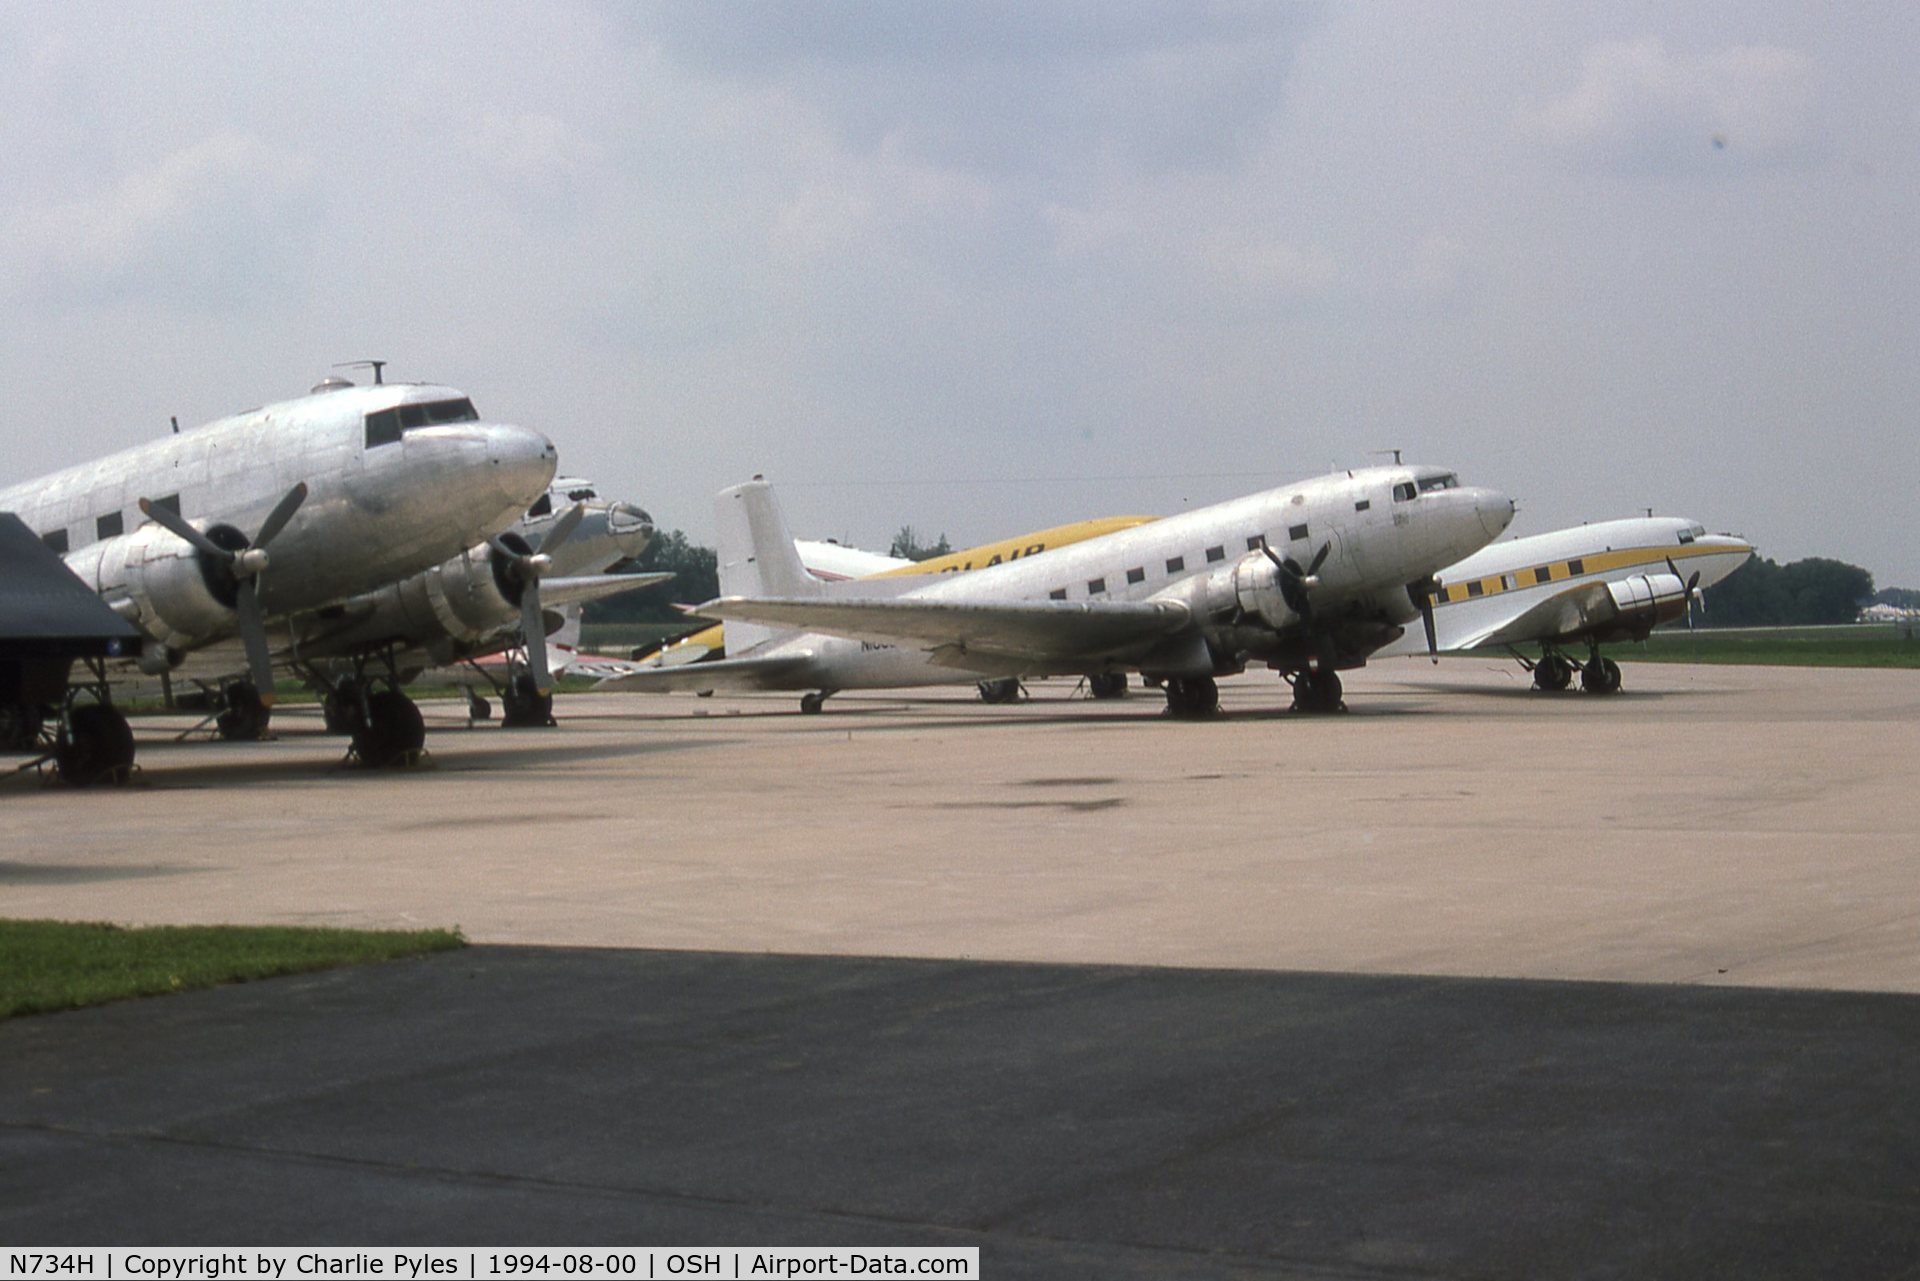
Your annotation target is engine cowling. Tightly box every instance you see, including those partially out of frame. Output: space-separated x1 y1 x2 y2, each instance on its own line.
1608 572 1688 630
1163 551 1302 634
321 538 531 660
74 524 242 652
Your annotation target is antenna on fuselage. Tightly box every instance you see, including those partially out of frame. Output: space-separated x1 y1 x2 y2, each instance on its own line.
335 359 388 385
1368 448 1404 466
170 416 179 435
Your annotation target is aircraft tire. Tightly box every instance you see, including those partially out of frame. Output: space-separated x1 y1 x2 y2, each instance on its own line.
1088 672 1129 700
1534 656 1573 692
1580 658 1622 695
800 692 826 714
501 673 556 728
351 689 426 768
1164 676 1218 718
217 682 271 741
55 703 135 786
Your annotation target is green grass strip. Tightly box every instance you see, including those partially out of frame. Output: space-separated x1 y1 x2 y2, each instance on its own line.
0 919 464 1020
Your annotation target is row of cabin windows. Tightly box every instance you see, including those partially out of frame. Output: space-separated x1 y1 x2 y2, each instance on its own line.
39 493 180 555
364 397 480 448
1439 557 1589 604
1042 526 1316 600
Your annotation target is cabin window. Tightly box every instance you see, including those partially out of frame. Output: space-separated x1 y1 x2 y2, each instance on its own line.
1392 482 1416 502
42 528 68 554
96 511 123 541
1205 545 1225 563
1466 580 1484 598
1567 558 1585 576
365 408 403 448
527 493 553 518
1165 555 1185 574
1126 567 1145 585
1288 523 1309 542
1355 499 1371 512
1049 588 1067 601
150 493 181 517
1501 574 1517 591
1086 577 1106 595
1533 566 1552 585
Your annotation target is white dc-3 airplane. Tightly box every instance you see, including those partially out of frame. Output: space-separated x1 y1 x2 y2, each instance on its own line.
0 371 559 772
1375 515 1755 692
680 466 1515 716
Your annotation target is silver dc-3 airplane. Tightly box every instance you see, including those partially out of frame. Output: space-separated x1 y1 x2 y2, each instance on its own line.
305 474 669 731
0 371 559 772
684 465 1515 716
1375 515 1755 692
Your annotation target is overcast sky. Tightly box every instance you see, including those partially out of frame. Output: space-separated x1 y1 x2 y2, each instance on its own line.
4 2 1915 584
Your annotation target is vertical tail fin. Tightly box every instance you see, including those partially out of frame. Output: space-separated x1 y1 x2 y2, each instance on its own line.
714 476 821 653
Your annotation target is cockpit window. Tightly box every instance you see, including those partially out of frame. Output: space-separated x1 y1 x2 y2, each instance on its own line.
566 487 597 501
1417 473 1459 493
1392 481 1417 502
1677 528 1695 545
367 398 479 449
399 398 479 429
527 493 554 519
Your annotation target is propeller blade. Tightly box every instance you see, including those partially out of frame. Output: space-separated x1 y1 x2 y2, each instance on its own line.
138 498 229 560
520 584 553 690
1307 541 1332 576
252 482 309 551
235 580 277 708
1256 534 1285 570
536 502 587 557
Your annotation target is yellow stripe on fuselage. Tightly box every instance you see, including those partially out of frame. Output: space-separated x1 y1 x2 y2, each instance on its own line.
1431 542 1727 607
645 514 1162 660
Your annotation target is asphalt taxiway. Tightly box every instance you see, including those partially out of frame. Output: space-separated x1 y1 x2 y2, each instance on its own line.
3 662 1918 1272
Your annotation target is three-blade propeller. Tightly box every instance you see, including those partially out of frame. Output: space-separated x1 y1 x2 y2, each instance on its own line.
490 502 586 690
1258 537 1331 625
139 483 308 707
1666 557 1704 630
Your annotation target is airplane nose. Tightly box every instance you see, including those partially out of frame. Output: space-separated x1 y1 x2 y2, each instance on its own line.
485 423 560 505
606 502 655 557
1475 490 1517 538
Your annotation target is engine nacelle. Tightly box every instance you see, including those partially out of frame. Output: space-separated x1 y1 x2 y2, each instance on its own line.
1608 572 1688 631
72 524 240 652
325 539 529 660
1162 550 1302 634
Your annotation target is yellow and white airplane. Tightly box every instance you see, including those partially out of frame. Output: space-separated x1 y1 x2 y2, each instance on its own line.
1375 515 1754 692
675 465 1514 716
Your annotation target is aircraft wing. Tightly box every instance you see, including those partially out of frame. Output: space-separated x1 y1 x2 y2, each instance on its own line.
597 651 819 693
689 595 1193 667
539 572 673 609
1455 580 1626 651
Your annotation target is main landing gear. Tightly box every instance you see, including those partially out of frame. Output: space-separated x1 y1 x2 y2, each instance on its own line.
1161 676 1219 718
54 699 136 786
500 670 556 728
216 680 272 741
1288 668 1345 714
313 666 429 769
1087 672 1128 700
976 678 1026 706
1524 646 1622 695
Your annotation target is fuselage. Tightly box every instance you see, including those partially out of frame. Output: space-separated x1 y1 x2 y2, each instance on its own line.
0 381 558 647
1377 516 1755 656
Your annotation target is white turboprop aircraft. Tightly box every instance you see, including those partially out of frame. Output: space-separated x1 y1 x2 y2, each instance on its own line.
0 373 558 768
1375 515 1755 692
684 467 1515 715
